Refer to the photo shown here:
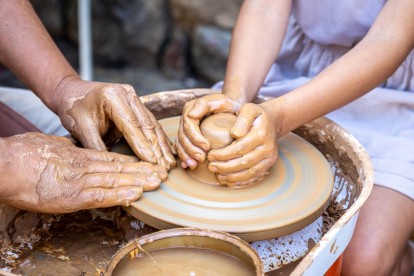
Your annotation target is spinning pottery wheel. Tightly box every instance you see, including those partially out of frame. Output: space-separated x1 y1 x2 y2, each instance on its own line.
116 116 334 242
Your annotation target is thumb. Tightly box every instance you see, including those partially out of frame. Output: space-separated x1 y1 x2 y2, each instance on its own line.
188 98 211 119
188 95 237 119
231 103 261 139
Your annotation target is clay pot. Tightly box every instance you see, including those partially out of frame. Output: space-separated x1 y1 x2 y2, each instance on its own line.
105 228 264 276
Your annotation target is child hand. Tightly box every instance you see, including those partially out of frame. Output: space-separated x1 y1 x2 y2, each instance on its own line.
207 102 281 188
176 94 242 169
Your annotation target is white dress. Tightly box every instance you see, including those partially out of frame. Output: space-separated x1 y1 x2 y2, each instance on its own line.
213 0 414 200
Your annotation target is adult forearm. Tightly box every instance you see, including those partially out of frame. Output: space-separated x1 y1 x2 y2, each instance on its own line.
273 0 414 137
222 0 291 104
0 0 79 113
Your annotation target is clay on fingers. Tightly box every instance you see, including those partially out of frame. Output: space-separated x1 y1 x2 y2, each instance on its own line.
186 113 240 186
184 102 279 188
0 133 166 213
59 81 176 169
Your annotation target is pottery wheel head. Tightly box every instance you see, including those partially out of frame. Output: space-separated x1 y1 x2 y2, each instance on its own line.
115 116 334 242
200 113 237 150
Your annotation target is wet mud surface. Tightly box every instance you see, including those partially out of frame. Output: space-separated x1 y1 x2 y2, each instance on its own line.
0 93 368 275
0 147 356 276
0 151 354 276
1 208 156 275
0 197 347 275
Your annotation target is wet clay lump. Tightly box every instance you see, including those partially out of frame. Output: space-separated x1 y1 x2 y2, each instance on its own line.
200 113 237 150
187 113 237 185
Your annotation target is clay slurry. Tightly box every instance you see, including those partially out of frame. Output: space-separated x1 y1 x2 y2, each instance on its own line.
113 247 255 276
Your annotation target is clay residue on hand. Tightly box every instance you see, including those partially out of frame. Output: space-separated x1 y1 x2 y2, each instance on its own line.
0 133 166 214
60 82 176 169
187 113 237 185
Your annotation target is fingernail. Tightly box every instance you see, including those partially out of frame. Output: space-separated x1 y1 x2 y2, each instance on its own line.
158 167 168 176
143 174 161 191
156 169 167 179
231 126 244 137
181 161 188 168
160 159 170 170
217 175 227 181
188 159 198 169
169 161 177 168
209 165 217 172
158 172 168 181
202 143 210 152
147 174 161 183
207 154 216 162
130 157 139 162
194 153 202 161
189 109 198 117
130 188 142 194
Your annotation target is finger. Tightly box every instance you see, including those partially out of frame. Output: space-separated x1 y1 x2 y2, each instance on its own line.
231 103 262 139
102 89 156 163
73 119 107 151
127 89 169 168
187 95 236 119
82 173 162 191
183 108 211 151
102 123 124 150
82 148 139 162
86 161 168 180
137 122 168 169
216 155 276 183
178 115 206 162
169 140 177 155
175 140 187 168
208 149 274 174
77 187 143 210
163 131 177 156
207 131 261 162
175 137 198 169
144 106 176 168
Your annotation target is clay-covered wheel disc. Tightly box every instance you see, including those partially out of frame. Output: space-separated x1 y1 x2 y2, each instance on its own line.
117 117 333 242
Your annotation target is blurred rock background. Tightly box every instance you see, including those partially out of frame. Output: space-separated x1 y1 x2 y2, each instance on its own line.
0 0 243 96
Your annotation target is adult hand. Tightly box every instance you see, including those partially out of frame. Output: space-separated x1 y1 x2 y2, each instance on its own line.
51 77 176 170
176 94 242 169
208 101 282 188
0 133 167 213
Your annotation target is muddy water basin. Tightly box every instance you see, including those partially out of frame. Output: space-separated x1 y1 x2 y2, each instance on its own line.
0 89 373 275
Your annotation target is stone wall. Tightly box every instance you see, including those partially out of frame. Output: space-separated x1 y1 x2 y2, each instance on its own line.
29 0 242 85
